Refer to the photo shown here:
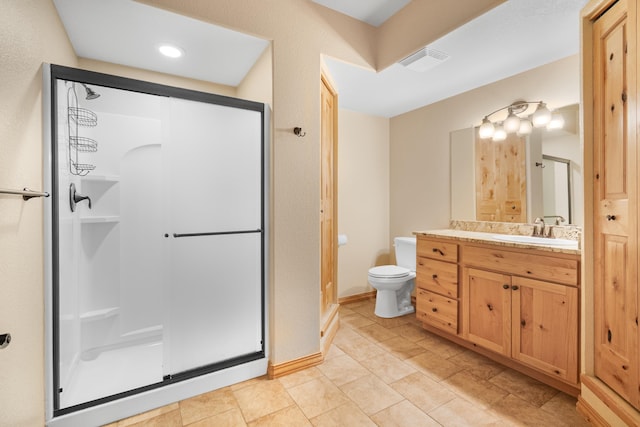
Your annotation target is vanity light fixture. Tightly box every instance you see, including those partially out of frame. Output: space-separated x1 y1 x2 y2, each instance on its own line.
478 101 559 139
158 44 184 58
503 107 521 133
546 112 565 130
492 125 507 142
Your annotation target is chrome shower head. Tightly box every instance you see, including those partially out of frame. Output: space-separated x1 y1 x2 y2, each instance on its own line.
81 83 100 100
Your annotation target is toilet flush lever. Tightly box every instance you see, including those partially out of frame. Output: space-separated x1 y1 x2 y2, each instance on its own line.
69 183 92 212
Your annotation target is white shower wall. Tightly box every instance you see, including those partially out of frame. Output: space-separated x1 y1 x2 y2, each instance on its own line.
58 84 168 393
86 112 165 339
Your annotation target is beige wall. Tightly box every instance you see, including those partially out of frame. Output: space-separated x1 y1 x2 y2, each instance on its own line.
337 109 390 299
0 1 78 425
78 58 237 96
389 55 581 240
237 44 273 105
376 0 504 69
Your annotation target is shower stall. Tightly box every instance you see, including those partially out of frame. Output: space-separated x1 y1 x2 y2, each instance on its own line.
44 65 268 426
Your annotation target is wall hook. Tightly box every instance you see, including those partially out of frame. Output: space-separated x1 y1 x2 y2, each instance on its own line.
535 162 546 168
293 127 306 137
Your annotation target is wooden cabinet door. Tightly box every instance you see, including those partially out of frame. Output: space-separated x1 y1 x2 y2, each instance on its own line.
593 0 640 407
511 276 578 384
475 132 527 223
463 268 512 356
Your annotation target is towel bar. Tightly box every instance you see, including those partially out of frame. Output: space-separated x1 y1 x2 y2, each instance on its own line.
0 187 50 200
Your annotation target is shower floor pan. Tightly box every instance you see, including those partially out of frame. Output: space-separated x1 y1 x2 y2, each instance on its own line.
60 340 163 409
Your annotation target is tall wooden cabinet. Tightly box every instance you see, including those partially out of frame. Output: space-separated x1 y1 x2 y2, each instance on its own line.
593 0 640 408
581 0 640 423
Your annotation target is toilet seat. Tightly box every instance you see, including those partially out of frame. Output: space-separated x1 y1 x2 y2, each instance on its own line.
368 265 411 279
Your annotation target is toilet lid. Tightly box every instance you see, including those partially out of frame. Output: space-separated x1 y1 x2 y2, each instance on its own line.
368 265 411 278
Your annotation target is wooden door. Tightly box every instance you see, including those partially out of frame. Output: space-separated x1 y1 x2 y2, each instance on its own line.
320 75 337 315
511 276 578 384
593 0 640 408
475 132 527 222
463 268 511 355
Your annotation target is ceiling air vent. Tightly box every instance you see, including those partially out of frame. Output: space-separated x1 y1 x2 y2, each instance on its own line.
399 47 450 72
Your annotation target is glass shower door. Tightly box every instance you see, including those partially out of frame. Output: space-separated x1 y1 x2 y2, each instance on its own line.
54 79 167 410
163 98 264 377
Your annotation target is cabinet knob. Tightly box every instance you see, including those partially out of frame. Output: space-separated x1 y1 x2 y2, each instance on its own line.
503 284 510 290
512 285 519 291
607 214 617 221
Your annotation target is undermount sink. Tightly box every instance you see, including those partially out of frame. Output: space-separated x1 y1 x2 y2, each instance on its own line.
491 234 579 247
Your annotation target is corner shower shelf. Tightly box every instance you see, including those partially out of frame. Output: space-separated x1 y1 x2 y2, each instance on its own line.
68 107 98 127
80 307 119 322
80 216 120 224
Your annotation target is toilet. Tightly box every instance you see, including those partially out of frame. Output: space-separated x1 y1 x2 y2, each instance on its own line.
368 237 416 318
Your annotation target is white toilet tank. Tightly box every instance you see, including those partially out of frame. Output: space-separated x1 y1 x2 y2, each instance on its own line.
394 237 416 271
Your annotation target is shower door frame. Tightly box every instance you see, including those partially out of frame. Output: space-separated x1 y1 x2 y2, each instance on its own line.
44 64 269 424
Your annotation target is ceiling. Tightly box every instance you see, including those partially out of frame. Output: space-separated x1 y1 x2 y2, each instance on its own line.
53 0 588 118
311 0 411 27
324 0 589 117
53 0 269 87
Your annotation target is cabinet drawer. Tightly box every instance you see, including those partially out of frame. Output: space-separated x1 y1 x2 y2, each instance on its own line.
417 237 458 263
462 245 578 286
417 258 458 298
417 288 458 334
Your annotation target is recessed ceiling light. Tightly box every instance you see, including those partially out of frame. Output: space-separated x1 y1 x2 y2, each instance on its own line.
158 44 184 58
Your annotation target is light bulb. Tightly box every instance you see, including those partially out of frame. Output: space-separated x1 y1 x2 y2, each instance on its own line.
492 125 506 141
532 102 551 127
518 119 533 135
478 117 495 139
547 112 565 130
503 109 521 133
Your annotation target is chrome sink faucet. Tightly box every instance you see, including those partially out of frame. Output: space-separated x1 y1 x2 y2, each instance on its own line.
533 217 546 237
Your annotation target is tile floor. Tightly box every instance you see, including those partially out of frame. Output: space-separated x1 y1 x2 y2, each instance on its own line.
106 299 590 426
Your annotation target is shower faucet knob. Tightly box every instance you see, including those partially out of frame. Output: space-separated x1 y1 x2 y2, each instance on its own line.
69 183 92 212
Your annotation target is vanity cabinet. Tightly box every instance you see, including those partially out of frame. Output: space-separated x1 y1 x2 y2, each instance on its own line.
416 237 459 334
463 266 578 384
462 244 579 385
415 234 580 394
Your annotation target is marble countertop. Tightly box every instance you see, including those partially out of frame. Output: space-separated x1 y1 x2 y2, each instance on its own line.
413 228 581 256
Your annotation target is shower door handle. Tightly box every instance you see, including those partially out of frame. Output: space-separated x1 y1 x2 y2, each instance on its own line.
172 229 262 238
